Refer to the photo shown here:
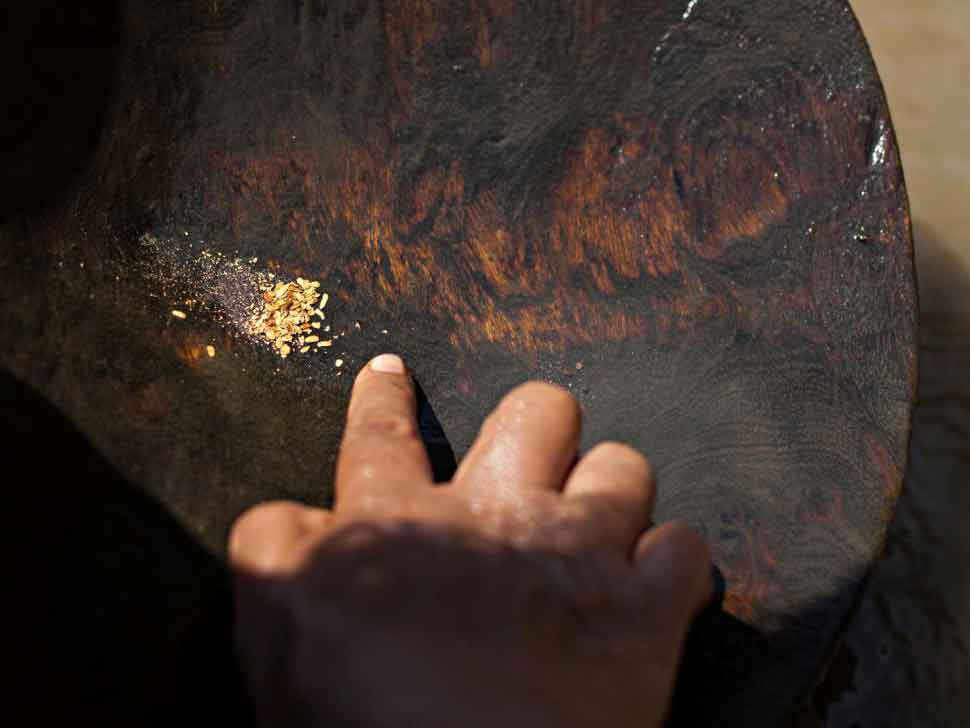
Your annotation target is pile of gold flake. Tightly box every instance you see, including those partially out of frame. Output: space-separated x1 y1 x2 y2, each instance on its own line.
246 278 332 358
138 233 337 360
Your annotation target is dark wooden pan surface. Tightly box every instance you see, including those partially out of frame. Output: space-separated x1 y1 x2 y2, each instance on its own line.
0 0 916 724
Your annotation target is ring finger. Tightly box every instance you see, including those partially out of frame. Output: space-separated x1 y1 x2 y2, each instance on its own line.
556 441 656 557
453 381 582 497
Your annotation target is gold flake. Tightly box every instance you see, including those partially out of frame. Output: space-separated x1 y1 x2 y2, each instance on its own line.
171 309 187 319
246 275 331 359
206 345 216 358
335 358 343 367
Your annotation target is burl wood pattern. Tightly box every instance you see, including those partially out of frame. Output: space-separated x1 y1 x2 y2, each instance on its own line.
0 0 915 724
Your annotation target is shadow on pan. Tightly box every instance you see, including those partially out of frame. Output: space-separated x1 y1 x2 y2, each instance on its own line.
0 1 122 224
3 360 866 727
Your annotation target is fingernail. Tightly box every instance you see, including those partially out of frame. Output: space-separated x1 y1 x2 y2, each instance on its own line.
370 353 405 374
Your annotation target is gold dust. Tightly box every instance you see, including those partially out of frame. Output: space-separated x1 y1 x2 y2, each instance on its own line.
206 345 216 357
138 234 350 366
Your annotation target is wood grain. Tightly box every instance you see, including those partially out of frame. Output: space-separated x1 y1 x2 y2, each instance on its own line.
0 0 916 724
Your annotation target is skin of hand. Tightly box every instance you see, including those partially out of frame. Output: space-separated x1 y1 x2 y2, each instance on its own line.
229 353 713 728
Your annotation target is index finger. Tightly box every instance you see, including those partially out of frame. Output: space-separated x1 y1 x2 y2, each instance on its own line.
335 354 433 507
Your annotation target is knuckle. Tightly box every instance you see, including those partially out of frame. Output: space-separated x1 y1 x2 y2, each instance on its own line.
543 507 603 554
550 526 589 553
569 491 628 529
350 410 418 440
556 497 595 527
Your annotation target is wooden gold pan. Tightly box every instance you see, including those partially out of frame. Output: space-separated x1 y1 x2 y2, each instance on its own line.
0 0 916 724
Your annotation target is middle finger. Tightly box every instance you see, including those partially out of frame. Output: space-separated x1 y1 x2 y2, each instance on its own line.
453 381 581 496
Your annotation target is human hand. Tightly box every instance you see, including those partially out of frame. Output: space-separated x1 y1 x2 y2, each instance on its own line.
229 353 713 728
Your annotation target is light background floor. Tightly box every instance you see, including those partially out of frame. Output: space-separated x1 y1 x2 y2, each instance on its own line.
809 2 970 726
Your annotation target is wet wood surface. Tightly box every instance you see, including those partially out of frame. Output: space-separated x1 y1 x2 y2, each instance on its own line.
0 0 916 724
